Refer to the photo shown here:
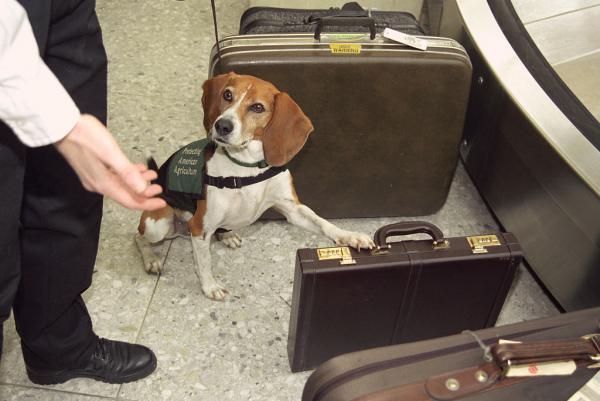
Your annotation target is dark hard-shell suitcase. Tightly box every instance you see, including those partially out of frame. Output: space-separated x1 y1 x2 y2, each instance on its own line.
287 221 521 372
302 307 600 401
208 13 472 218
239 2 425 36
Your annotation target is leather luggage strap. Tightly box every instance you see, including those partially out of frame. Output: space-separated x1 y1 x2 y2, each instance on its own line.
350 334 600 401
350 363 529 401
492 334 600 366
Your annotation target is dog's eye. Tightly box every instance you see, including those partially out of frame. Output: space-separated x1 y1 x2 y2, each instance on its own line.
223 89 233 102
250 103 265 113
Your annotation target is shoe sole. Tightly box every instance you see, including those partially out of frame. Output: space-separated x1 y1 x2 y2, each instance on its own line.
26 353 157 385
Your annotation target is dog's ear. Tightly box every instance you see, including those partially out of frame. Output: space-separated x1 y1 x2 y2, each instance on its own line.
201 73 234 132
262 92 313 167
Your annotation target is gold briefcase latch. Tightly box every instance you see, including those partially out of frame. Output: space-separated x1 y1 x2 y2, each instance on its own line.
467 235 501 254
316 246 356 266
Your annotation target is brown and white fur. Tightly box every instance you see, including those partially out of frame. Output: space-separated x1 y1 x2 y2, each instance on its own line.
135 72 374 300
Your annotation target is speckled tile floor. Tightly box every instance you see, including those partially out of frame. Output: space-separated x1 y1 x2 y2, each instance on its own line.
0 1 564 400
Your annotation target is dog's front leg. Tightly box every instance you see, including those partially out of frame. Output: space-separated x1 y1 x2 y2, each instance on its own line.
190 231 228 301
275 201 374 250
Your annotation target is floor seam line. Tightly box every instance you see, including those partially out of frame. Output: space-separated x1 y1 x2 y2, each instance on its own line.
0 381 116 399
524 3 600 25
552 48 600 67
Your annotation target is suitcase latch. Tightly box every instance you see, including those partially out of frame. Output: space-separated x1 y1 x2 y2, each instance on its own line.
467 235 501 254
316 246 356 265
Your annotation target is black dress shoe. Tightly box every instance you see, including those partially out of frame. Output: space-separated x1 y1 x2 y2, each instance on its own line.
26 338 157 385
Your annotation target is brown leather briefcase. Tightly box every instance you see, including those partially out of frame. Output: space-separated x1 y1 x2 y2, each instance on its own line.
287 221 521 372
302 307 600 401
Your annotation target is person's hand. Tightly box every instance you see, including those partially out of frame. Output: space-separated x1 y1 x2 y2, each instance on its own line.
54 114 166 211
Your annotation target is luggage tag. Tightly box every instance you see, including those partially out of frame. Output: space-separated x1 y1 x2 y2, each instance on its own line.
499 339 577 377
568 370 600 401
383 28 427 51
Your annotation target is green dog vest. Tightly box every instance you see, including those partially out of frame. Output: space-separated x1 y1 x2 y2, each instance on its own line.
166 138 210 196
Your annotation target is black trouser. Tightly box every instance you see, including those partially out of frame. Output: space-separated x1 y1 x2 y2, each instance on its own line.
0 0 107 370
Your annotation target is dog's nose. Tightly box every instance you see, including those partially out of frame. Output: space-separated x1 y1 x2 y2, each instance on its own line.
215 118 234 136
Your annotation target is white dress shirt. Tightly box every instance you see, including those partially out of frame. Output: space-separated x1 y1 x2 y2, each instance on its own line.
0 0 80 147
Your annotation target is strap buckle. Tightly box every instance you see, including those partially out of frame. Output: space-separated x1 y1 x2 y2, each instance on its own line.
582 334 600 368
222 176 242 189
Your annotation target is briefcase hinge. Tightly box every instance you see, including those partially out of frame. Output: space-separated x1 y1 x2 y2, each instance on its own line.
371 244 391 256
433 240 450 250
467 235 501 254
316 246 356 266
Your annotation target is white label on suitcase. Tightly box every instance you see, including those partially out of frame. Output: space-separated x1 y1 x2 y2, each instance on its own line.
505 360 577 377
498 339 577 377
383 28 428 51
568 370 600 401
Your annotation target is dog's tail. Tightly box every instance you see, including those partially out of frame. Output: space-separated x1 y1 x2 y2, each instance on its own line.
145 150 159 184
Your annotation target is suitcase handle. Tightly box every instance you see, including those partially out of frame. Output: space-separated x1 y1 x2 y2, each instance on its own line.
313 16 376 40
374 221 446 249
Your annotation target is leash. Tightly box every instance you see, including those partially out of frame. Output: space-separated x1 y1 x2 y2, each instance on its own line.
206 1 288 188
209 0 223 74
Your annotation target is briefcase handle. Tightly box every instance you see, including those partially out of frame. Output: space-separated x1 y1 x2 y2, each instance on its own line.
313 16 377 41
374 221 446 249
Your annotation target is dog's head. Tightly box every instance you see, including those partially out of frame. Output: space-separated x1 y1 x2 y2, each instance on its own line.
202 72 313 167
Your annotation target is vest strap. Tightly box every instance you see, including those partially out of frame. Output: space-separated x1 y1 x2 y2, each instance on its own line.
204 166 287 189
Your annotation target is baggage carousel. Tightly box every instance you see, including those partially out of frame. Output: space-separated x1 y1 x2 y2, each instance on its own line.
449 0 600 311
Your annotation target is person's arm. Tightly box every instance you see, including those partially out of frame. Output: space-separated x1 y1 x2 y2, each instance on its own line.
0 0 165 211
0 0 79 146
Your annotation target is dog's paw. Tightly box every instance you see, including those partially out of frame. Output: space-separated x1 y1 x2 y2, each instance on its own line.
216 230 242 249
142 253 163 274
202 281 229 301
335 231 375 251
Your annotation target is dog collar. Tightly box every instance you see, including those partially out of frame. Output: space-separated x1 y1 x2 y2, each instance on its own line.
222 147 269 169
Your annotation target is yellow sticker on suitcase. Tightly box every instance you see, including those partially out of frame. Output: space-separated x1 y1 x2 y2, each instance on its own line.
329 44 361 55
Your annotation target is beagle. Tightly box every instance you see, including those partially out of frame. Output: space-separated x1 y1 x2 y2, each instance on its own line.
135 72 374 300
